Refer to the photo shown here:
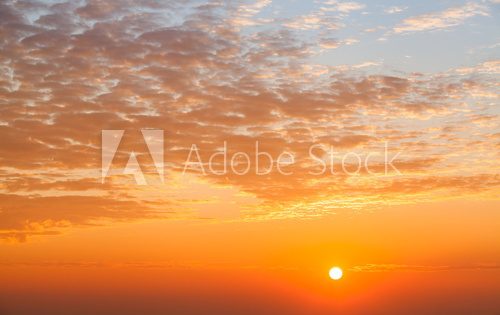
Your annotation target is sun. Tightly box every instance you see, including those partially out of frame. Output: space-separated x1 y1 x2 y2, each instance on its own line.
329 267 343 280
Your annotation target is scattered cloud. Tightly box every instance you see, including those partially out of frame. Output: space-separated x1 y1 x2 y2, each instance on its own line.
0 0 498 240
455 60 500 74
230 0 272 26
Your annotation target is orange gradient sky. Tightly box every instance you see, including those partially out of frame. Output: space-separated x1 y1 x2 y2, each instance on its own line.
0 0 499 314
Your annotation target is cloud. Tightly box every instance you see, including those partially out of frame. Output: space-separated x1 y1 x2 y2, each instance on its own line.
384 6 407 14
0 193 165 241
322 0 366 13
392 2 490 34
350 263 500 272
229 0 272 27
351 61 380 68
0 0 498 238
319 37 358 49
283 0 365 31
319 38 341 49
455 60 500 74
283 12 340 31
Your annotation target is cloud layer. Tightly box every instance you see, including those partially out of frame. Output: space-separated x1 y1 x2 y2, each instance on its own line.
0 0 499 240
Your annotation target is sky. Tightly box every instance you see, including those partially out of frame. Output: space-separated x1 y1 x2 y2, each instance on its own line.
0 0 499 314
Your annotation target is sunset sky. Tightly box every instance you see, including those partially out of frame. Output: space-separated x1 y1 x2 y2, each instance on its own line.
0 0 499 314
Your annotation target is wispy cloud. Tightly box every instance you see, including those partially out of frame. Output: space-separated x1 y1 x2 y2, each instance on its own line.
322 0 366 13
283 12 338 30
318 37 358 49
392 2 490 34
350 263 500 272
384 6 407 14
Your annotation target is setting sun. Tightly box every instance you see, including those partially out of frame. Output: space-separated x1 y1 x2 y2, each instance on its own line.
329 267 343 280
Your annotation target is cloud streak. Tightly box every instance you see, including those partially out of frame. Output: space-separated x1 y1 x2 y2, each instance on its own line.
350 263 500 272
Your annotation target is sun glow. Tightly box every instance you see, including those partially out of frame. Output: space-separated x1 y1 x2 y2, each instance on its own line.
329 267 343 280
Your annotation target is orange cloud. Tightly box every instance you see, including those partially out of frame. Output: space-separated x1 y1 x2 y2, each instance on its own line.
0 0 498 240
